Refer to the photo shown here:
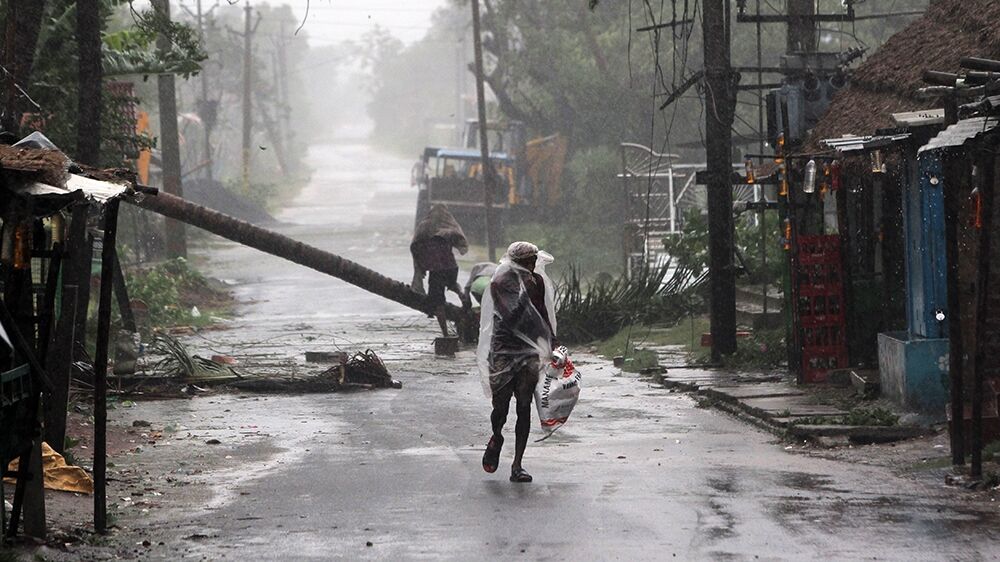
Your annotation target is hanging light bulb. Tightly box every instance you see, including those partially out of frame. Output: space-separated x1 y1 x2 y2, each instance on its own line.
830 160 841 191
782 218 792 251
774 134 785 164
803 159 817 194
973 186 983 230
50 213 65 245
13 222 30 270
871 149 884 174
779 167 789 197
745 159 755 184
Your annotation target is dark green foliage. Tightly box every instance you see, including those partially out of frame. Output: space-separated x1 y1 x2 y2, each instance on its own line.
123 257 224 329
735 212 785 287
555 261 706 344
664 208 786 288
10 1 205 166
795 406 900 427
701 328 787 369
503 146 626 277
662 210 710 276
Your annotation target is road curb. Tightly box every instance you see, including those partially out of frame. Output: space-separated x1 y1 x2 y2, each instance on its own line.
653 372 926 445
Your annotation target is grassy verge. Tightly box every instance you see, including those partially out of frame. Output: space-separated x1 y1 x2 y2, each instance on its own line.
595 317 710 372
792 406 901 427
692 327 787 370
594 315 789 373
122 257 234 333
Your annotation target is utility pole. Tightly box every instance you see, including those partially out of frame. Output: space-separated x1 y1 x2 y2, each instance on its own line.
756 0 767 316
241 1 254 194
471 0 496 262
787 0 817 53
153 0 186 258
76 0 103 165
276 19 291 158
703 0 737 360
1 1 18 132
196 0 213 182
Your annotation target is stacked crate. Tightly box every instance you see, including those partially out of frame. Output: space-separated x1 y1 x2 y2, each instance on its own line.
795 235 850 383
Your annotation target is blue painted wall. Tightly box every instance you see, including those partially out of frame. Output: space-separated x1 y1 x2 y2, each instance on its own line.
905 153 949 338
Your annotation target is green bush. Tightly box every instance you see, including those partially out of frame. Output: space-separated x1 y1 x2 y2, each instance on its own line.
704 328 787 369
664 208 786 288
124 257 219 329
555 262 706 344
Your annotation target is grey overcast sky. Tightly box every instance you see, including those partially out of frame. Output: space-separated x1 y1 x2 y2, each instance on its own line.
173 1 449 47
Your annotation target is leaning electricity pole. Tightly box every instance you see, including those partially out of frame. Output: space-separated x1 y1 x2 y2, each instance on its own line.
703 0 737 359
470 0 496 262
153 0 186 259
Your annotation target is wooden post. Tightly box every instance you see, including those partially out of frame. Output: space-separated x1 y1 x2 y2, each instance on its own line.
93 199 120 533
21 435 45 538
971 159 994 479
153 0 187 259
72 229 94 363
0 299 51 540
112 250 136 334
944 161 965 466
470 0 496 262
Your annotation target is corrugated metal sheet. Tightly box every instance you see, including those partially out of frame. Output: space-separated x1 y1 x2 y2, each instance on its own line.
918 116 999 154
13 174 129 203
821 132 911 153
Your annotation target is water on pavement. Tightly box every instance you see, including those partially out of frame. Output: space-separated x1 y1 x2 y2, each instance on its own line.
101 142 1000 561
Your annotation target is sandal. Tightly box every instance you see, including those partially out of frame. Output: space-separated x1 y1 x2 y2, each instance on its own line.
509 467 533 483
482 435 503 473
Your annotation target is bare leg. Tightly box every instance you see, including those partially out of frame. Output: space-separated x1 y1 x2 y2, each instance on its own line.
490 380 514 439
435 305 449 337
483 377 513 472
449 282 471 309
512 365 538 470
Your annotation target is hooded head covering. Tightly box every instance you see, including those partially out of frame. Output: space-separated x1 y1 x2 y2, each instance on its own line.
506 241 539 261
412 204 469 255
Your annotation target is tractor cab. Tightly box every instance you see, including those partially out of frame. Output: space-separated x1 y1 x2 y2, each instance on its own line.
412 147 516 241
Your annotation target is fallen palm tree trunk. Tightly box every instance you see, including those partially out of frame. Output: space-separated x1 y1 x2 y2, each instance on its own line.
131 191 471 327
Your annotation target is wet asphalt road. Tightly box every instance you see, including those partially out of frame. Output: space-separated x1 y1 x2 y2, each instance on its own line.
130 142 1000 560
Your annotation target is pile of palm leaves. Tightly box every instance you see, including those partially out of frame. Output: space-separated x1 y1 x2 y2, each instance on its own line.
555 261 707 344
147 332 241 382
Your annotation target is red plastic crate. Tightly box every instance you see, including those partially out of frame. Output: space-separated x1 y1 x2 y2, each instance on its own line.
794 235 850 383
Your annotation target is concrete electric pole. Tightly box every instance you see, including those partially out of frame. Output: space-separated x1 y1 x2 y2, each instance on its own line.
703 0 738 359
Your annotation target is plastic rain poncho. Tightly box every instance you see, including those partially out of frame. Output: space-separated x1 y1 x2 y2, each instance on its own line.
411 204 469 256
476 247 557 396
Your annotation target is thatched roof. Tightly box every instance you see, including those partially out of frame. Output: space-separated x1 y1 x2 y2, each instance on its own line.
807 0 1000 146
0 145 70 186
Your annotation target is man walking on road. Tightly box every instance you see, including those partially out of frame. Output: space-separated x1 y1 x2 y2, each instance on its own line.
478 241 559 483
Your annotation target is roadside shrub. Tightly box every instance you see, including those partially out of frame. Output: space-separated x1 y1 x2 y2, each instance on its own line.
702 328 787 370
555 261 706 344
124 257 224 329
